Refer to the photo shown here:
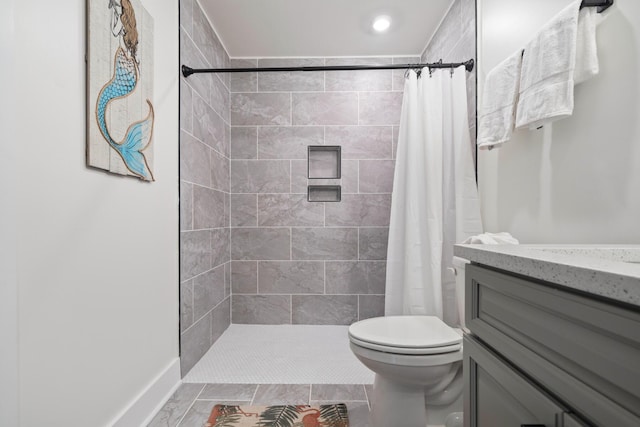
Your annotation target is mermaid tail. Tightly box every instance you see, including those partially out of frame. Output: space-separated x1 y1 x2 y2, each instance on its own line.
96 47 154 180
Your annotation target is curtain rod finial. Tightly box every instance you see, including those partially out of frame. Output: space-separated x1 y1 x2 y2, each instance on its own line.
465 59 475 72
182 65 194 78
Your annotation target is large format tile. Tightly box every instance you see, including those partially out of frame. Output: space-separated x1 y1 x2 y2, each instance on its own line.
292 295 358 325
358 228 389 260
193 93 227 155
258 261 324 294
231 228 291 260
230 160 290 193
325 194 392 227
359 295 385 320
230 194 258 227
180 280 194 333
258 58 325 92
211 297 231 344
231 261 258 294
292 92 358 125
210 149 229 192
325 58 392 92
180 30 210 101
231 126 257 159
310 384 367 401
181 230 211 280
193 186 225 230
211 228 230 268
258 194 324 227
231 93 291 126
147 383 204 427
252 384 311 405
290 160 308 194
232 295 291 324
180 182 193 231
179 0 194 37
292 228 358 260
324 126 392 160
325 261 386 294
211 73 230 124
358 160 395 193
258 126 324 160
193 265 226 320
180 78 192 134
176 399 214 427
230 58 258 93
199 384 258 400
180 131 211 187
359 92 403 126
180 312 212 375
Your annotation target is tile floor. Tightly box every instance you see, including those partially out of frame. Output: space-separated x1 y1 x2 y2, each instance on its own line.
148 383 374 427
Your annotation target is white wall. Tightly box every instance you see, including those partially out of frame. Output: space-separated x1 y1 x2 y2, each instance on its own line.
478 0 640 243
13 0 179 426
0 0 19 424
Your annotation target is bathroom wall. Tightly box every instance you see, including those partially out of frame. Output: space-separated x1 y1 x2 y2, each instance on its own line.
180 0 232 375
478 0 640 243
422 0 477 149
228 57 414 324
11 0 179 425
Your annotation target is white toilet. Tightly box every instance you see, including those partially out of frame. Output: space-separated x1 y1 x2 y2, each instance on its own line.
348 257 469 427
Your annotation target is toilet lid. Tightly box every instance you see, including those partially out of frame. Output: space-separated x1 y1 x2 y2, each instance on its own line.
348 316 462 350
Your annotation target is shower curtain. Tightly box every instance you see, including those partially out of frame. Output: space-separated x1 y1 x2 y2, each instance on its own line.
385 67 483 323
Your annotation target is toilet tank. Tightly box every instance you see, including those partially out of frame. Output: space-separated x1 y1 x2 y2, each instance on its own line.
452 257 470 329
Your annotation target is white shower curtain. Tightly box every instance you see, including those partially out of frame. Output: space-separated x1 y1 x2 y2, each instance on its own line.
385 67 483 322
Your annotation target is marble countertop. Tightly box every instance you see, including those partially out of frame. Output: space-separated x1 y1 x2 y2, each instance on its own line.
453 244 640 307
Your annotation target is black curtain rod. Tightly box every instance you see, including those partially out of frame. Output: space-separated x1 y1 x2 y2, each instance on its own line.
182 59 474 78
580 0 614 12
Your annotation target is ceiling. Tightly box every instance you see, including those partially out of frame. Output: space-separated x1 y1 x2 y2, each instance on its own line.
199 0 455 58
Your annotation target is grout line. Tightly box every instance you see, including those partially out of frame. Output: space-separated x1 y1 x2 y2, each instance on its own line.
250 384 260 405
363 384 371 410
175 384 207 427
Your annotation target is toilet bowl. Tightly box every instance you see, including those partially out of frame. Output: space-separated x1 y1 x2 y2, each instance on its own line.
348 256 470 427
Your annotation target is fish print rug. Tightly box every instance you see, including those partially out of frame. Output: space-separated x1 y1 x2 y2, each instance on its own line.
205 403 349 426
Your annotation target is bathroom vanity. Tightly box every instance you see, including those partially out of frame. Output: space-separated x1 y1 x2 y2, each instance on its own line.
453 245 640 427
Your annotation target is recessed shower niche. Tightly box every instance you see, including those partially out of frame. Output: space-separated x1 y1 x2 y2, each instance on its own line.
307 146 342 202
308 146 341 179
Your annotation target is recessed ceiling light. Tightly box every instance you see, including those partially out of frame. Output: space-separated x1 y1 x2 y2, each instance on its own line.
372 16 391 33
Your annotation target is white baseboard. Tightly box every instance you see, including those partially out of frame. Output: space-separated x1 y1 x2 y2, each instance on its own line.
110 358 181 427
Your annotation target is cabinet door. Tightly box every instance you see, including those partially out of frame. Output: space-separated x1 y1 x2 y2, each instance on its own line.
464 335 565 427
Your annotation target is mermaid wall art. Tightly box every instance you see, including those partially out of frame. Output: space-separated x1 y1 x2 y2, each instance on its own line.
87 0 155 181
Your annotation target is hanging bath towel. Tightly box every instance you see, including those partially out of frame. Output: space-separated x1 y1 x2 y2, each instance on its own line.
515 0 599 130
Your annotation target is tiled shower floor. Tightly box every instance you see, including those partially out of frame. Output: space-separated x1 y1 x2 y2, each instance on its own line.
182 324 375 384
149 325 375 426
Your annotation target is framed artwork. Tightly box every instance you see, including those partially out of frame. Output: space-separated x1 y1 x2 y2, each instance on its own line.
87 0 155 181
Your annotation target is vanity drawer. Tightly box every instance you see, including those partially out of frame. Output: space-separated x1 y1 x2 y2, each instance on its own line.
466 264 640 427
464 335 565 427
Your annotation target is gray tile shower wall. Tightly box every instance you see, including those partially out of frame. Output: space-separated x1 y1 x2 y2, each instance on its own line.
422 0 477 149
180 0 231 376
229 56 416 325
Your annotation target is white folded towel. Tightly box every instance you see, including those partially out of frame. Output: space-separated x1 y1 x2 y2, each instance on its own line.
515 0 599 130
462 232 519 245
477 50 523 149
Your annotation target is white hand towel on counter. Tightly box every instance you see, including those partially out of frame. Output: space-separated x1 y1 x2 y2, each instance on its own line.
515 0 599 130
462 232 519 245
477 50 523 149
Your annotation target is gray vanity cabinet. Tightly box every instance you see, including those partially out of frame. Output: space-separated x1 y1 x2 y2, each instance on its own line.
463 264 640 427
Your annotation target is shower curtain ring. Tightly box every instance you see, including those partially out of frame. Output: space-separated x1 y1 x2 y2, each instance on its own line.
428 67 433 78
450 66 455 77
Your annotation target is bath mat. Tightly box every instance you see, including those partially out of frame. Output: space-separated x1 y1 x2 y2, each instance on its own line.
205 403 349 426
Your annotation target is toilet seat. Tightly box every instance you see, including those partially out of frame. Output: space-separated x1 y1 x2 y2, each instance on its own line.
348 315 462 355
